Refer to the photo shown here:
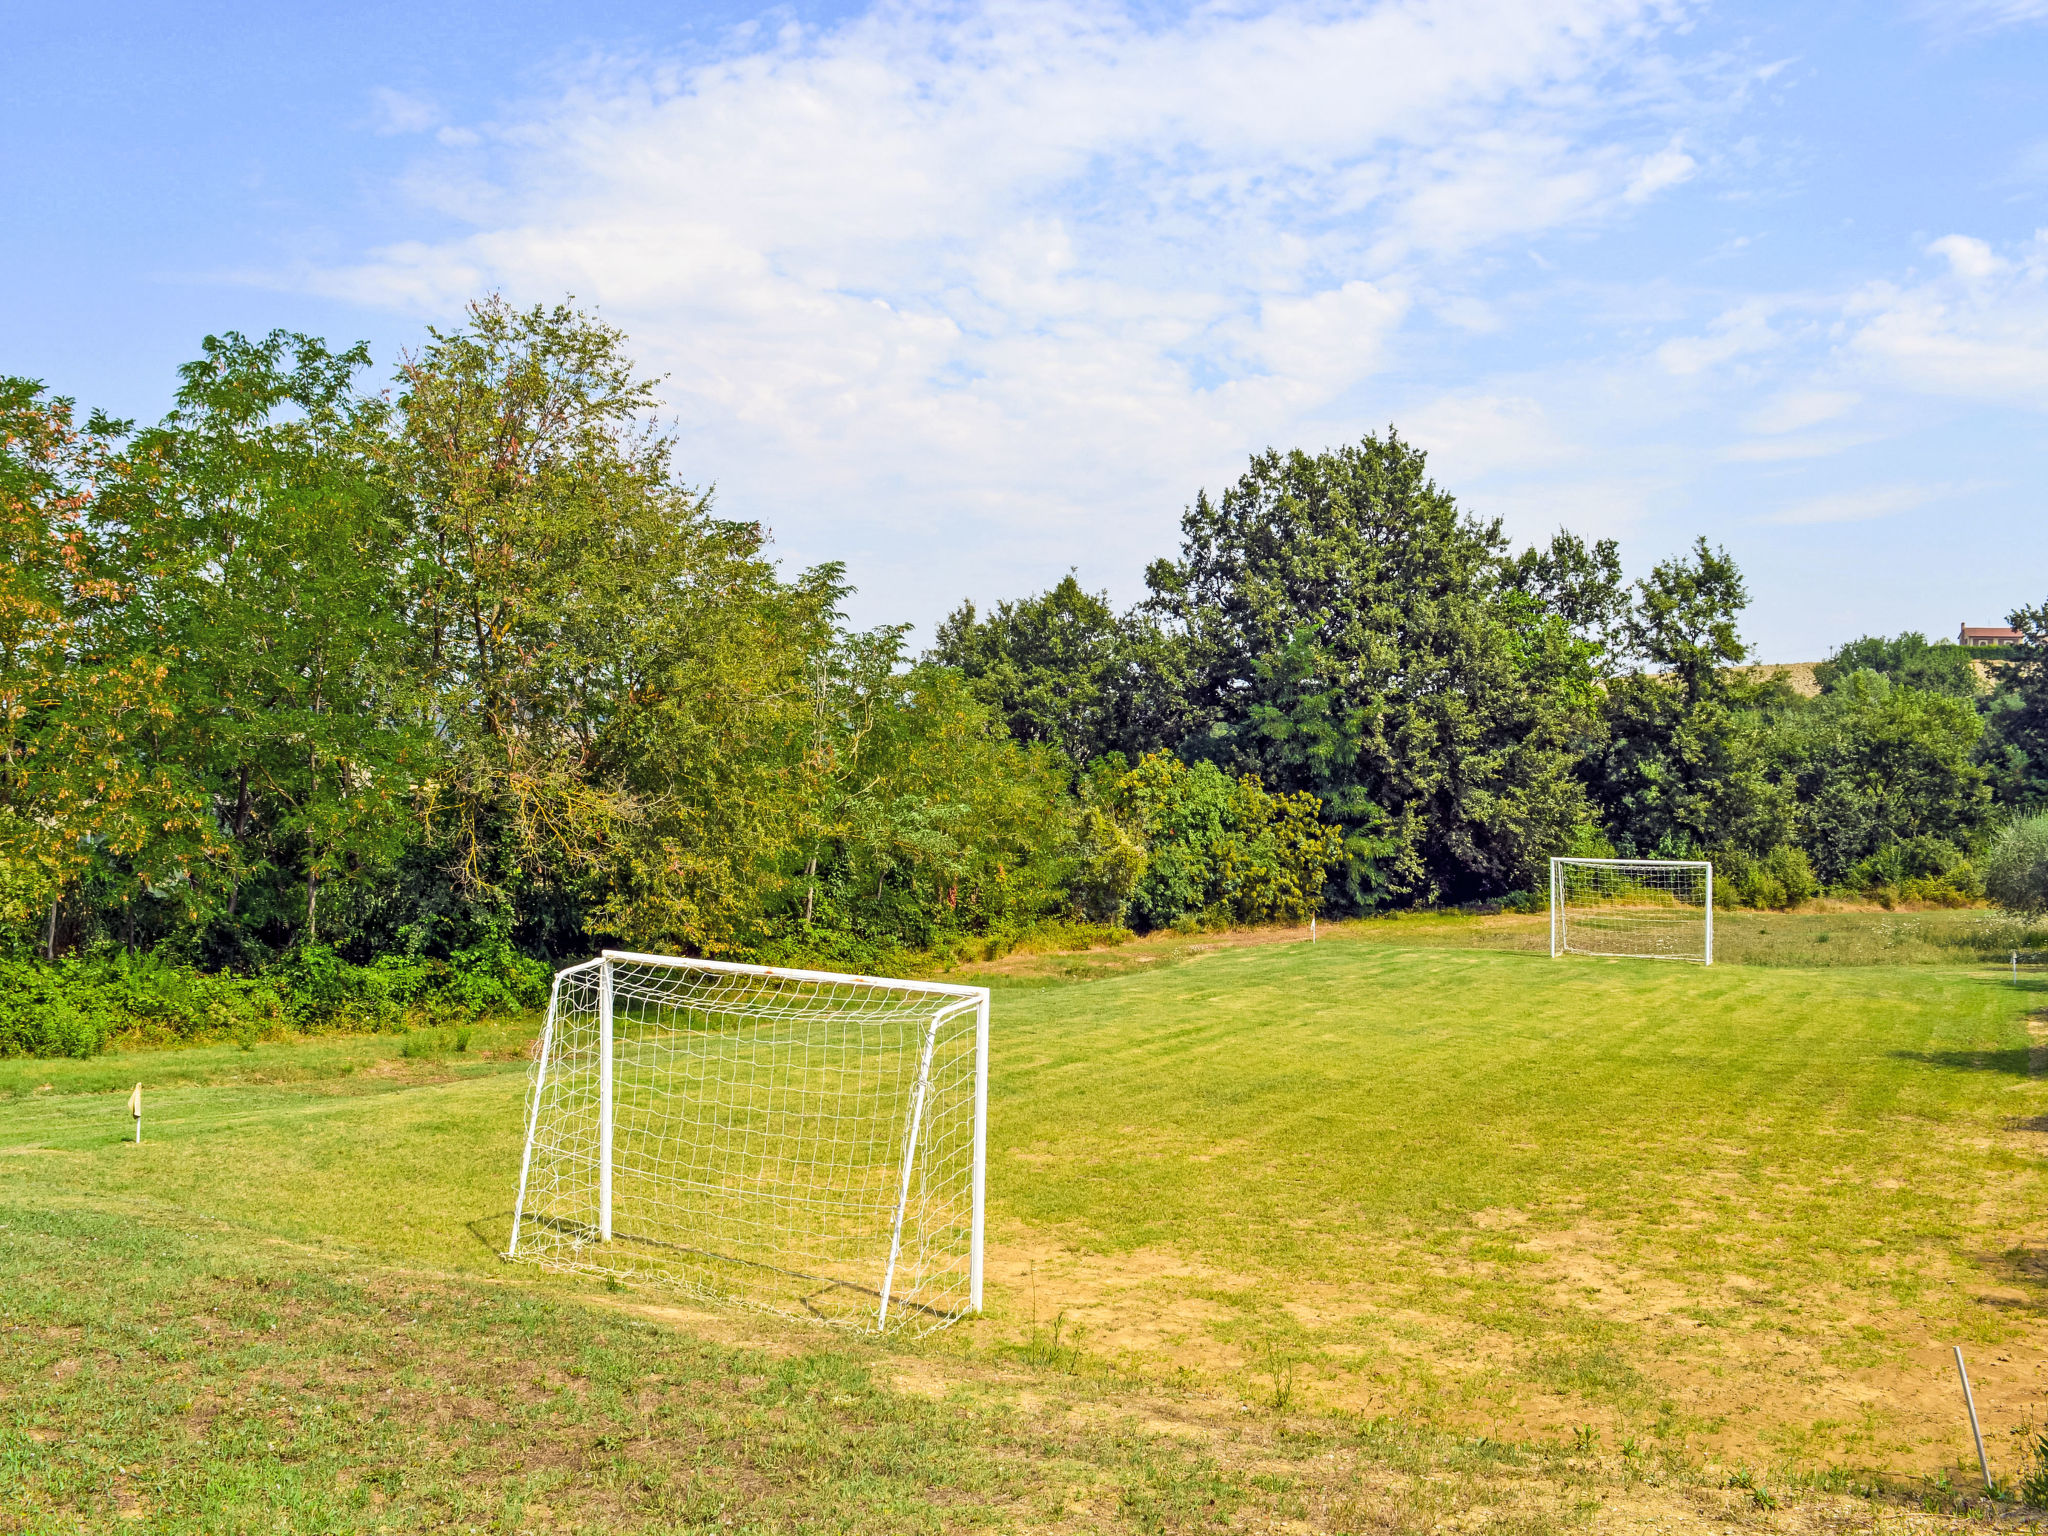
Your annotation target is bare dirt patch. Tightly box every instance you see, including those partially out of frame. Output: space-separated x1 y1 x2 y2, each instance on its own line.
970 1221 2048 1478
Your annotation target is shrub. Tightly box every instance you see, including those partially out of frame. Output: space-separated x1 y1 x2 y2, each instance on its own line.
267 941 547 1029
1986 815 2048 919
441 941 551 1017
1087 753 1342 931
0 939 555 1059
0 961 115 1058
1714 845 1818 910
0 953 290 1058
1065 804 1149 925
1843 836 1980 908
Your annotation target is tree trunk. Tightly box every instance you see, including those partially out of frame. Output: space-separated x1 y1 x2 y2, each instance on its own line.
227 764 253 919
43 895 58 962
230 764 253 838
803 855 818 926
305 751 319 942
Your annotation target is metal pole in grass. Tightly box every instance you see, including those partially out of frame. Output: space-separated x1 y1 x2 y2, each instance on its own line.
1955 1346 1993 1495
1704 862 1714 967
598 957 614 1243
1549 857 1560 959
128 1083 141 1144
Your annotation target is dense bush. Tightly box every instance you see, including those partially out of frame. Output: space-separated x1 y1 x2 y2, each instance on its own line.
1715 845 1819 910
0 955 287 1058
1813 633 1983 699
1985 816 2048 918
1839 836 1982 908
1774 670 1991 884
0 942 553 1059
1084 753 1341 930
270 941 551 1028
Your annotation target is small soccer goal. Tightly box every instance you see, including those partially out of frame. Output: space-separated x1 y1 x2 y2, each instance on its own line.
1550 858 1713 965
507 951 990 1335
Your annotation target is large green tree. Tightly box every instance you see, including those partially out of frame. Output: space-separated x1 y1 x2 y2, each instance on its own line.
1984 599 2048 811
1771 669 1991 883
388 297 838 958
1814 632 1983 700
929 575 1127 765
91 333 422 959
929 573 1184 766
1142 431 1601 909
390 298 1077 968
0 379 225 953
1582 539 1793 860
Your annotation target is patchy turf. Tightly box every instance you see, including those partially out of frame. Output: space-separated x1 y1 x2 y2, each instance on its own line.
975 938 2048 1471
4 930 2046 1530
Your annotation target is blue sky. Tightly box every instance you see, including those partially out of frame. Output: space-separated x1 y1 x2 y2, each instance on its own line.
8 1 2047 660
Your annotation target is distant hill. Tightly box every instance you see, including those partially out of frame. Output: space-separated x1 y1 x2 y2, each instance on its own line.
1734 663 1821 697
1729 658 2007 698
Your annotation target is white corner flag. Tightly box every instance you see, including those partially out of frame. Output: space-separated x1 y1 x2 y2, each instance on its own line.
129 1083 141 1144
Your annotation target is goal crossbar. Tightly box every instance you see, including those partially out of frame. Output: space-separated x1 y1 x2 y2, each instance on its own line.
1550 857 1713 965
506 950 991 1335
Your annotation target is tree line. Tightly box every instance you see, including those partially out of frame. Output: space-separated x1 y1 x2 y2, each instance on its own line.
940 451 2045 914
3 298 2044 1049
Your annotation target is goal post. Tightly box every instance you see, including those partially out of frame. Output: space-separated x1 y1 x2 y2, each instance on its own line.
507 951 991 1335
1550 857 1713 965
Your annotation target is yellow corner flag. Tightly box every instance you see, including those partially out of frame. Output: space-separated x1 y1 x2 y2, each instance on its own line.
129 1083 141 1145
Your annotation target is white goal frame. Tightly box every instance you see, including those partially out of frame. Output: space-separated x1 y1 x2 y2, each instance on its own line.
1550 857 1713 965
506 950 990 1335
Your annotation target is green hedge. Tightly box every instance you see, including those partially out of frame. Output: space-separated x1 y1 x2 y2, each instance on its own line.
0 942 552 1059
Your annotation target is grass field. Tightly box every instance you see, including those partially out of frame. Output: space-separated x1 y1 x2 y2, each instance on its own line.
5 918 2048 1531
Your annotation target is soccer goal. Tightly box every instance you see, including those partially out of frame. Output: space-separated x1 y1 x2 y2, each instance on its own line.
507 951 990 1335
1550 858 1713 965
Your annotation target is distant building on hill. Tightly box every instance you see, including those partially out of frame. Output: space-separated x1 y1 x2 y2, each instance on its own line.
1959 623 2022 647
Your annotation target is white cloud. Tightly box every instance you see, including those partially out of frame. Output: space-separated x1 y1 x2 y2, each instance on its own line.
307 0 1714 621
1623 229 2048 459
1721 432 1875 463
1766 485 1949 526
1928 234 2005 281
1625 142 1697 202
1914 0 2048 33
1844 231 2048 405
1739 389 1859 435
367 87 439 136
1235 282 1411 398
1653 300 1782 376
1402 392 1576 481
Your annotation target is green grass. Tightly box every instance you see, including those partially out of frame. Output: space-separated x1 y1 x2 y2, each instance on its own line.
5 919 2046 1529
994 941 2032 1265
986 942 2048 1425
1 1202 1259 1534
1318 903 2048 967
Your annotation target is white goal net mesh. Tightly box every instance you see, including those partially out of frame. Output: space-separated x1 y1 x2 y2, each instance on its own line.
508 954 987 1335
1551 858 1712 964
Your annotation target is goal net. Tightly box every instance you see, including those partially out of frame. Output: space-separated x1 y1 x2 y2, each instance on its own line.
1550 858 1713 964
507 951 990 1335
